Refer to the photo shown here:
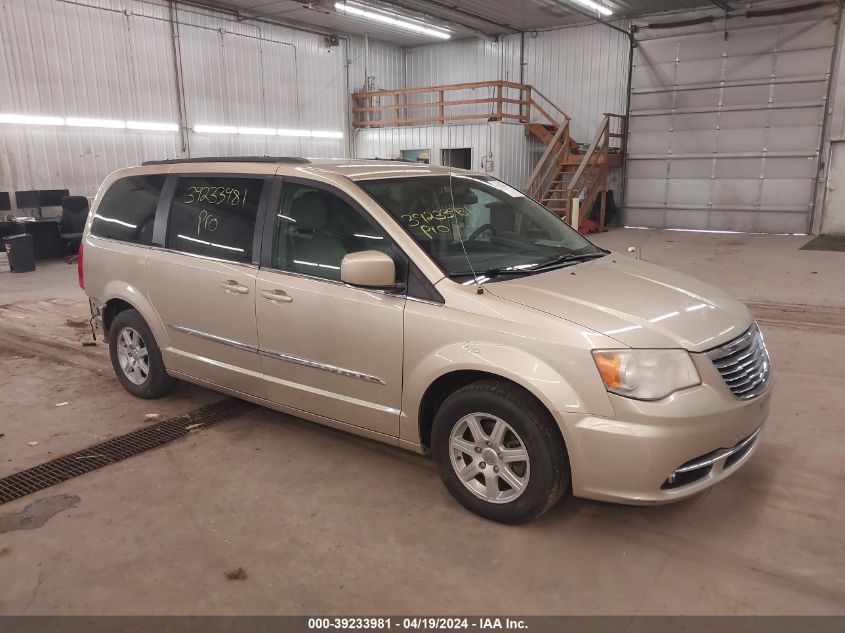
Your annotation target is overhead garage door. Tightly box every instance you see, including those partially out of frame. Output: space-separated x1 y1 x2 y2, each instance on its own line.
625 5 838 233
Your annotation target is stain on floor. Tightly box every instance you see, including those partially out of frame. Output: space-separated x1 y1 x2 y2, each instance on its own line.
0 494 80 534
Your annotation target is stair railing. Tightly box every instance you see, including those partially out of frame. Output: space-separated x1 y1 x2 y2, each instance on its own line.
566 113 626 227
524 118 570 200
527 86 571 128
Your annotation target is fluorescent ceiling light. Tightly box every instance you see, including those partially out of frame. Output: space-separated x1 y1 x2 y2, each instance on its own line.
190 125 343 139
66 117 126 129
127 121 179 132
238 126 278 136
0 112 178 132
568 0 613 16
335 2 451 39
278 128 313 137
0 113 65 126
193 124 238 134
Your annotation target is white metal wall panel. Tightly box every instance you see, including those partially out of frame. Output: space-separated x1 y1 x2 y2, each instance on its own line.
348 35 406 92
405 37 520 87
626 7 838 233
403 37 520 123
398 23 629 171
353 122 534 189
174 4 347 161
522 22 630 142
0 0 179 199
0 0 348 201
399 24 629 144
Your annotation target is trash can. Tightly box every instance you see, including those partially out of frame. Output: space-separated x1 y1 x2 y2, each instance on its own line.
3 233 36 273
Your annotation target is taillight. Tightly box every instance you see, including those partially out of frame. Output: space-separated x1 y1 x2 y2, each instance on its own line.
77 242 84 290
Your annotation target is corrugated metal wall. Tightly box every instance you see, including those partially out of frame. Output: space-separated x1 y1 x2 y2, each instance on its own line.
399 25 630 143
522 23 630 142
348 35 405 93
353 122 538 189
0 0 349 203
405 37 520 87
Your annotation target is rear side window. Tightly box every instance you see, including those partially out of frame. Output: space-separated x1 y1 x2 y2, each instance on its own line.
166 176 263 263
90 175 165 245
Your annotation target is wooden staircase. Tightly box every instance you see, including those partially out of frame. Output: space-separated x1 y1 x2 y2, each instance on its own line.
525 114 626 230
349 80 626 231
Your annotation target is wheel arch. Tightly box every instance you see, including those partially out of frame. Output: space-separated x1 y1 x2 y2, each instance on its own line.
102 298 135 334
99 283 168 348
417 370 567 456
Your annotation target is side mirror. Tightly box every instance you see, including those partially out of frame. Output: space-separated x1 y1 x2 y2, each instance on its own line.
341 250 397 288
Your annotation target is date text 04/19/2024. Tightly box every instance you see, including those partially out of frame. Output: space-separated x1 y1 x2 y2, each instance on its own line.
307 617 528 630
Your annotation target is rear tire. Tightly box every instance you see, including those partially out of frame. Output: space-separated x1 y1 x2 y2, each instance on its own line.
108 309 175 399
431 379 570 524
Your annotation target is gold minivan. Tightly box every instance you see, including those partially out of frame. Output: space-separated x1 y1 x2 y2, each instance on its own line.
80 157 771 523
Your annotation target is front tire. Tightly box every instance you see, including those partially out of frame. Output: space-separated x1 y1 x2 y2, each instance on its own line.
108 309 175 399
431 379 570 524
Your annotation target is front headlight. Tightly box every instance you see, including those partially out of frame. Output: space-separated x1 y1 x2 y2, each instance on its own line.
592 349 700 401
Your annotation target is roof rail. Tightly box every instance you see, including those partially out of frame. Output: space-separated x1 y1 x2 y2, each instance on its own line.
142 156 311 166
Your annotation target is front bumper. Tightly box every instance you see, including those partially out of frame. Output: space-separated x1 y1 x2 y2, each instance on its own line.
556 357 771 504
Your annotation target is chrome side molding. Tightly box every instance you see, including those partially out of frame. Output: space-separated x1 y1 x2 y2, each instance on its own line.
168 324 258 353
167 324 385 385
259 348 386 385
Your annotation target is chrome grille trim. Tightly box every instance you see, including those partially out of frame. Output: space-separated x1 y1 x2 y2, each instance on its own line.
706 323 771 400
674 425 763 474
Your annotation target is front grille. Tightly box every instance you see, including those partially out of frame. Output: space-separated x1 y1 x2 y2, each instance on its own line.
706 323 771 399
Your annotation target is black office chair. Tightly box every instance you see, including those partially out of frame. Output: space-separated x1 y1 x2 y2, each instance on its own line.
60 196 89 264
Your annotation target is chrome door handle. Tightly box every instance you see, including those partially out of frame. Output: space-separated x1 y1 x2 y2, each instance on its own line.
220 280 250 294
261 289 293 303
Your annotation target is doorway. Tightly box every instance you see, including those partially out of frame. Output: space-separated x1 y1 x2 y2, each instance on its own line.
442 148 472 170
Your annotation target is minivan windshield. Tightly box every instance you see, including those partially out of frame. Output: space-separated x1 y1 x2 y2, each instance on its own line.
358 174 604 280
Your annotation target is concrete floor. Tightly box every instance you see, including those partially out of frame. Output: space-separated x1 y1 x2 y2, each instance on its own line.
0 228 843 615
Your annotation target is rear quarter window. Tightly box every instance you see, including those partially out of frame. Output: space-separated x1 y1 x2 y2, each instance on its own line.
90 175 165 245
165 176 263 263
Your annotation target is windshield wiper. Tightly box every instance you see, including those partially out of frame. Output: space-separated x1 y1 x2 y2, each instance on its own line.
532 251 607 271
483 267 536 279
446 268 531 280
447 251 607 280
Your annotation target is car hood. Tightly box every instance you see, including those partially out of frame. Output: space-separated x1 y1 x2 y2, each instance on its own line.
485 254 753 352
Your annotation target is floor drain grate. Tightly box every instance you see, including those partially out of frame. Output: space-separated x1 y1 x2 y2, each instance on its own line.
0 398 257 505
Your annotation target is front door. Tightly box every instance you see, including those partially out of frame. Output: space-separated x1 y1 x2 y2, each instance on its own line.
148 173 268 394
255 179 406 436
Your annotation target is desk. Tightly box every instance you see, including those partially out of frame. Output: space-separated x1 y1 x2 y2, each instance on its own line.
0 219 63 259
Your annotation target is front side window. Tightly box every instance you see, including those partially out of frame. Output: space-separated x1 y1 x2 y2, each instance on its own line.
358 175 603 280
271 182 403 283
165 176 263 263
91 175 165 245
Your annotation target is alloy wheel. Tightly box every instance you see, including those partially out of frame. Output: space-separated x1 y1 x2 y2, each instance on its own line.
449 412 530 504
116 326 150 386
